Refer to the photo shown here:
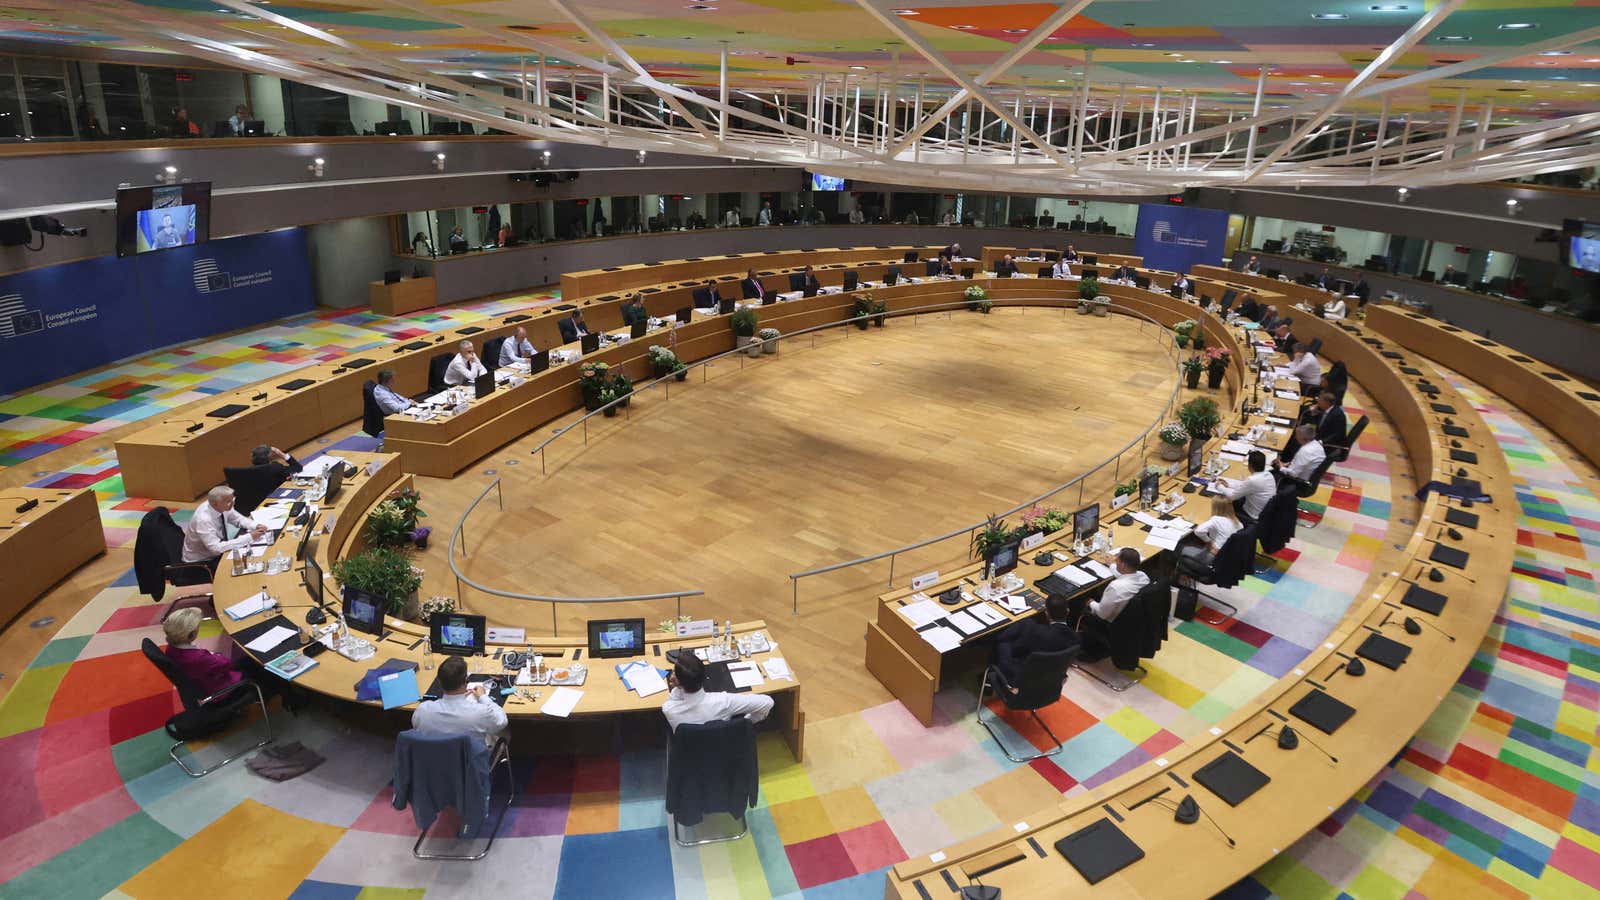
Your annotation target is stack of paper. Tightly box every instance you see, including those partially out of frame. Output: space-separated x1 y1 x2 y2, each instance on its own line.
1055 565 1097 588
727 662 764 689
944 610 984 636
901 598 948 628
967 602 1008 627
300 456 347 478
616 660 668 698
252 506 291 530
541 687 583 717
225 592 273 620
1275 389 1301 401
919 625 962 653
245 625 297 653
1144 522 1193 551
1222 440 1256 456
1082 560 1116 579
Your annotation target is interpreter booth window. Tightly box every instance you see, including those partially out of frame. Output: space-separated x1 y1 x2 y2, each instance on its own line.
0 61 22 141
16 57 76 139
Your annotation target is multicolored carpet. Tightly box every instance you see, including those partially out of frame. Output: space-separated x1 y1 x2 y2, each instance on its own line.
1231 368 1600 899
0 397 1394 898
0 291 560 548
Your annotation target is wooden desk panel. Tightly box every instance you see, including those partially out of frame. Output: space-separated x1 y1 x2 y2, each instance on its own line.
369 277 437 316
980 247 1142 273
1192 265 1340 310
563 245 954 298
0 487 106 627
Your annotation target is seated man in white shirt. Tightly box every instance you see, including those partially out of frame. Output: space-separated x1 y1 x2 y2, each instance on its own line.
1284 343 1323 395
444 340 488 387
411 656 508 749
1274 424 1326 486
1050 256 1073 279
499 327 535 367
661 651 774 732
1323 296 1348 320
180 485 268 571
1217 450 1276 525
1071 547 1148 661
372 369 414 415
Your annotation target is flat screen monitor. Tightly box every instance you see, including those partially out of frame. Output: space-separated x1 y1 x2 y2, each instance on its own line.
1188 445 1205 479
988 540 1020 576
1073 504 1100 543
303 555 324 606
630 319 648 339
342 586 387 637
1220 288 1237 310
429 612 487 657
1139 471 1161 506
810 172 845 191
295 510 319 561
383 269 402 285
116 182 212 257
1570 235 1600 274
474 372 495 399
323 464 344 503
580 333 600 355
843 272 859 291
1082 267 1098 280
676 307 693 324
1083 255 1098 266
587 618 646 659
529 350 550 373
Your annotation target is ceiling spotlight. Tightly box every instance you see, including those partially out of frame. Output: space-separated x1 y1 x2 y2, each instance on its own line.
849 64 867 70
156 164 178 183
1002 28 1027 34
890 8 919 14
1435 35 1472 42
636 149 647 164
950 25 976 30
541 149 552 165
433 152 446 172
1130 42 1156 48
1538 50 1572 56
1370 4 1408 10
308 157 325 177
1505 198 1521 216
1499 22 1538 30
471 70 487 78
1396 187 1410 203
1312 13 1349 20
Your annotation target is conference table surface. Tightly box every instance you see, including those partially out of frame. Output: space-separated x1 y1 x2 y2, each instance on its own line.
209 451 806 760
883 311 1514 898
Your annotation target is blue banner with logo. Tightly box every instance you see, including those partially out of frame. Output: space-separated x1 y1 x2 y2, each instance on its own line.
0 229 313 396
1133 203 1228 275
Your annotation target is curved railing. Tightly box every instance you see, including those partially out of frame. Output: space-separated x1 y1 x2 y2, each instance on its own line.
447 289 1187 625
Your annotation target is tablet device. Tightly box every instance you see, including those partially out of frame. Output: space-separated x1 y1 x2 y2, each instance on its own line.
208 404 249 419
1356 632 1411 670
278 378 315 391
1053 818 1144 885
1401 583 1447 616
1444 507 1479 530
1442 425 1470 438
1430 403 1457 414
1289 688 1355 735
1430 544 1469 570
1192 751 1270 807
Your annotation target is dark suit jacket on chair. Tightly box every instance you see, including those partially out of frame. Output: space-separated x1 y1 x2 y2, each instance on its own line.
993 619 1080 686
223 455 302 515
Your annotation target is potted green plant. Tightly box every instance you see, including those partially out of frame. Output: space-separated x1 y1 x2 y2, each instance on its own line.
1078 276 1107 316
870 297 889 327
578 361 611 411
332 546 424 621
964 284 991 313
1158 423 1189 461
1019 505 1070 537
1114 478 1138 498
1181 355 1203 389
758 327 781 354
1178 396 1222 442
609 371 633 408
364 488 429 549
1203 346 1231 390
420 595 455 619
648 345 688 381
850 296 872 329
1191 329 1207 351
970 514 1015 561
1173 319 1196 348
730 308 761 357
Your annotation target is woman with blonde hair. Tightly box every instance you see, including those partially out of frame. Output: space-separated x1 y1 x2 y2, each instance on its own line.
162 607 243 697
1179 495 1241 572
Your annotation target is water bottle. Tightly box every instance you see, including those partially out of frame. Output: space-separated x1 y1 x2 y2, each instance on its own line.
724 620 734 656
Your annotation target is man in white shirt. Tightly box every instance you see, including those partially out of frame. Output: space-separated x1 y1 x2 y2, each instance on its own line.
499 327 535 367
848 207 864 224
181 485 268 569
723 208 741 228
661 652 773 732
411 657 508 749
1243 255 1261 275
1051 256 1073 279
1086 547 1148 624
444 341 488 387
372 369 413 414
1275 425 1326 484
1285 344 1323 395
1219 450 1276 524
757 202 773 226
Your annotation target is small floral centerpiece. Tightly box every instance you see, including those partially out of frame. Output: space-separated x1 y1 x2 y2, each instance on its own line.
1173 319 1197 348
758 327 781 354
965 284 992 313
1158 422 1189 460
579 361 612 410
648 345 686 380
1020 505 1071 537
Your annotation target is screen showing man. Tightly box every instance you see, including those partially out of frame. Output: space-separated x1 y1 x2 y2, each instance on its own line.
442 622 475 649
599 625 635 651
1073 504 1100 544
137 204 196 252
810 173 845 191
588 617 646 658
1572 235 1600 274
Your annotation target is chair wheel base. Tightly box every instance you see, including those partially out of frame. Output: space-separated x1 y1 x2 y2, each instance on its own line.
672 813 749 847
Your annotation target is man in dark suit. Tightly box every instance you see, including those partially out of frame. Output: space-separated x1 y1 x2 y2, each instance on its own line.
800 265 821 293
995 255 1018 278
1351 277 1370 305
558 309 590 344
1273 323 1297 354
1112 263 1137 282
991 593 1080 689
1238 295 1262 322
1311 392 1348 451
1315 266 1332 290
740 268 766 301
227 444 303 514
693 279 722 309
1062 245 1080 262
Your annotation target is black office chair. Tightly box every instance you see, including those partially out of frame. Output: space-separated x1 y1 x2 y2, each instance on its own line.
393 730 514 860
925 260 941 277
884 266 900 286
1083 255 1098 266
692 287 715 308
426 354 453 395
141 638 273 778
787 273 805 292
1325 415 1368 490
132 508 215 614
362 380 385 438
1307 337 1322 355
1037 266 1052 279
223 466 272 517
1255 482 1301 561
666 716 758 847
1076 578 1170 692
1176 526 1256 625
481 337 507 374
976 646 1078 762
1292 454 1339 530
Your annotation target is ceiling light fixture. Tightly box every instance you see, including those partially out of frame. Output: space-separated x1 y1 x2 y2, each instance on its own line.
156 164 178 184
1538 50 1571 56
1396 187 1410 203
849 64 866 70
308 157 325 178
1435 35 1471 42
432 152 446 173
1311 13 1349 20
1003 28 1027 34
890 8 918 15
1498 22 1537 30
1370 4 1409 11
950 25 976 30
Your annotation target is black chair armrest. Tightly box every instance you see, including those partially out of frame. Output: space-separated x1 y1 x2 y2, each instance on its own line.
164 562 214 586
200 678 265 708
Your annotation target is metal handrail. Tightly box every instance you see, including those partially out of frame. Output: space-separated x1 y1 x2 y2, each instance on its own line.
445 284 1187 626
786 297 1188 608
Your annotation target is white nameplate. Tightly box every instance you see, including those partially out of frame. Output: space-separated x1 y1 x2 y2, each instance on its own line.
487 626 525 644
1167 462 1181 477
1020 532 1044 552
1111 493 1133 510
676 619 715 638
366 460 382 476
910 570 941 591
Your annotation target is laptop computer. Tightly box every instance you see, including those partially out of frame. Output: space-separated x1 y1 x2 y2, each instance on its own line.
528 350 550 374
474 373 495 399
630 320 648 339
580 333 600 355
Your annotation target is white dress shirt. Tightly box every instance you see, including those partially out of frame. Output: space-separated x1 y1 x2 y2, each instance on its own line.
1194 515 1241 554
724 209 740 227
758 208 772 226
1052 259 1073 279
444 353 488 387
1223 471 1277 520
499 337 534 367
1286 352 1322 389
412 691 509 749
1284 440 1327 482
181 501 255 563
1324 298 1347 319
661 687 774 732
1091 570 1149 622
373 383 413 414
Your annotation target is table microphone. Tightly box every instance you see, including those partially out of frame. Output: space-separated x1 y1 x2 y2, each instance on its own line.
252 392 268 401
1405 615 1456 642
167 418 206 433
0 496 41 513
1276 725 1338 763
1172 794 1236 847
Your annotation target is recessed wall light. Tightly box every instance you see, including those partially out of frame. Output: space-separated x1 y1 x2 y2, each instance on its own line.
1538 50 1572 56
890 8 919 15
1002 28 1027 34
849 65 866 70
950 25 976 30
1435 35 1471 42
1499 22 1537 30
1370 4 1408 10
1131 42 1156 48
1312 13 1349 20
1165 51 1183 57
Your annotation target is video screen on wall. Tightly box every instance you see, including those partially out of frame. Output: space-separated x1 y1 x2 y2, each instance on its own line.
115 182 212 257
1571 236 1600 274
809 172 846 192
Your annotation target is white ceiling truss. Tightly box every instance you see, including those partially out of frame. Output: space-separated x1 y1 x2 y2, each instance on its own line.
39 1 1600 195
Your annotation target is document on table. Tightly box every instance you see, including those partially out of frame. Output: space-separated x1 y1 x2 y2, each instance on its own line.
1055 564 1097 588
1275 389 1301 401
245 625 298 654
225 592 273 620
967 602 1008 627
919 625 962 653
728 662 764 689
1219 451 1248 462
1131 511 1165 529
541 687 583 718
300 456 347 477
1222 440 1256 456
762 658 794 681
944 610 985 636
901 598 948 629
617 660 668 698
1145 524 1191 551
252 506 290 529
1082 559 1115 579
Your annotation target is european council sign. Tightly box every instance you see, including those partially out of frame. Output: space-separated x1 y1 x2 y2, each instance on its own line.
1134 204 1229 275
